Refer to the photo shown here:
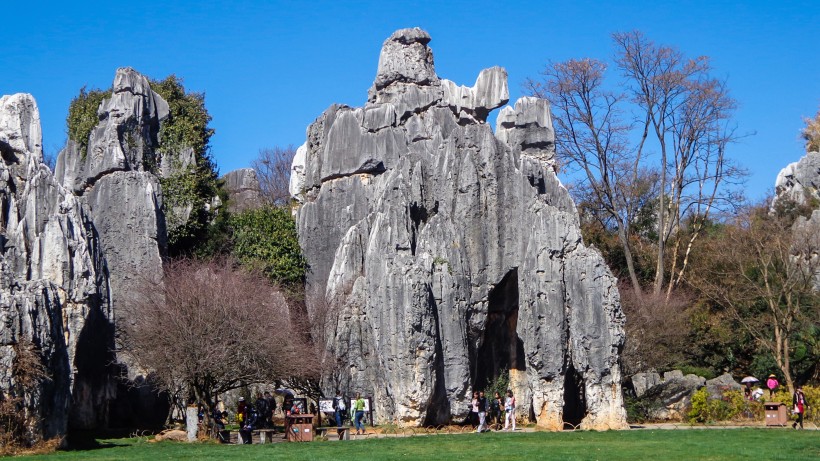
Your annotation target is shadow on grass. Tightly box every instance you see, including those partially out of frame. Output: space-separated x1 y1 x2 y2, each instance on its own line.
64 429 142 451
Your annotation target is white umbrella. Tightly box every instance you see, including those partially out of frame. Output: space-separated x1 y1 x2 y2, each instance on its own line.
741 376 759 384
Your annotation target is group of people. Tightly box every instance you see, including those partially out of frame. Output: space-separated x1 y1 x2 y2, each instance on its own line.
742 374 810 430
470 389 517 432
236 392 277 444
332 390 368 435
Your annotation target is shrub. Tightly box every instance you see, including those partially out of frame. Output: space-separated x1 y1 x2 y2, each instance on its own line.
65 86 108 157
229 205 307 285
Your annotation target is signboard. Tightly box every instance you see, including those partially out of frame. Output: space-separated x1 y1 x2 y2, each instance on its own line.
318 398 335 413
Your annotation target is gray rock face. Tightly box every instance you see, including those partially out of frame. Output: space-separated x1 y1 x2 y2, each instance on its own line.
0 94 112 440
631 372 661 399
774 151 820 206
56 68 167 325
222 168 263 213
55 68 170 430
705 373 741 400
294 29 626 430
774 151 820 289
637 373 706 421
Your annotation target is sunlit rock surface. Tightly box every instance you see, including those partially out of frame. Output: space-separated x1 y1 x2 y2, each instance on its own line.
293 28 627 430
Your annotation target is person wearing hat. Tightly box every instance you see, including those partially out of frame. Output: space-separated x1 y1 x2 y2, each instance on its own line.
766 374 779 400
792 387 808 429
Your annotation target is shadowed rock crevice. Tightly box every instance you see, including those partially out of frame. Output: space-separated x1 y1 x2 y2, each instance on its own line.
562 363 586 429
474 269 523 392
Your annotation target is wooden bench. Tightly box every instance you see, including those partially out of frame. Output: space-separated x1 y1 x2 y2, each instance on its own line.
316 426 352 441
253 428 279 444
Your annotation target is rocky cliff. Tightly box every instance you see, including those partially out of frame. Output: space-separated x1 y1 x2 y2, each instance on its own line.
292 28 627 430
775 150 820 290
0 68 174 442
0 93 112 440
55 68 173 428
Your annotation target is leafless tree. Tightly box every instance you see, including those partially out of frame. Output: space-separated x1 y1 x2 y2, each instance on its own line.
527 31 746 297
119 258 314 429
620 287 693 375
527 58 652 296
252 145 297 205
687 202 820 394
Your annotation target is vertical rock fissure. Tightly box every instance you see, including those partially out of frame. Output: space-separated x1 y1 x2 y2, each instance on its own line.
474 268 523 391
562 363 586 429
423 286 449 426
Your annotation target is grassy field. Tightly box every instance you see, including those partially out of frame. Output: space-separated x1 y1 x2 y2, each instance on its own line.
14 429 818 461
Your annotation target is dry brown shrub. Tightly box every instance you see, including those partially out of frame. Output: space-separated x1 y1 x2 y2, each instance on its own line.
621 288 694 376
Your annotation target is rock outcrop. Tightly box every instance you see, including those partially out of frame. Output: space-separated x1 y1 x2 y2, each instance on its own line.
222 168 263 212
293 28 626 430
56 68 168 322
774 151 820 207
774 151 820 290
635 372 706 421
0 94 112 440
55 68 171 429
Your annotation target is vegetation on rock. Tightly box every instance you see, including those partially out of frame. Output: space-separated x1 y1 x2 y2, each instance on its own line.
150 75 220 256
65 86 107 157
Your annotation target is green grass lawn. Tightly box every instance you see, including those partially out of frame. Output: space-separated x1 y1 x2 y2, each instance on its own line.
14 429 819 461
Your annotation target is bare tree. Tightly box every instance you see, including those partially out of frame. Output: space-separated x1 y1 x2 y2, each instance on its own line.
620 288 693 376
120 258 314 429
252 145 297 205
613 31 745 296
528 31 745 297
526 58 653 296
688 202 820 393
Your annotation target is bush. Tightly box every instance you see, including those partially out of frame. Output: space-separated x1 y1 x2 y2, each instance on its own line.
229 205 307 285
150 75 220 256
66 86 108 157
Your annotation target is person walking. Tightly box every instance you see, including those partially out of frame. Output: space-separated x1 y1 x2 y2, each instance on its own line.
490 391 503 430
333 389 347 427
353 393 366 435
503 389 516 431
765 374 779 399
792 387 808 429
470 391 480 429
476 391 488 433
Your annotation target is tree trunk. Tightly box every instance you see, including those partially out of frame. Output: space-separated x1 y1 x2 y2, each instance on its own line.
617 226 643 297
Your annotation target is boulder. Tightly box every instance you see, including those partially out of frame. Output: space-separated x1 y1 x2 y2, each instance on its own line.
631 372 661 399
639 372 706 421
293 29 626 430
705 373 742 400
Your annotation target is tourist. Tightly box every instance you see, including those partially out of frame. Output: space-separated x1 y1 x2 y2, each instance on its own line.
263 391 275 427
490 391 503 429
333 389 347 427
792 388 808 429
353 393 366 435
477 391 488 433
255 393 269 428
504 390 516 431
239 404 259 444
237 396 248 426
766 374 779 399
470 391 480 428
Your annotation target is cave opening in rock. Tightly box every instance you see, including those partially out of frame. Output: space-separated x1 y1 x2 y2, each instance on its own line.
562 363 586 429
474 269 525 391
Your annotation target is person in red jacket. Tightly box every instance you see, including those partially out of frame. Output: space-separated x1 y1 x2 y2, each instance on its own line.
792 388 808 429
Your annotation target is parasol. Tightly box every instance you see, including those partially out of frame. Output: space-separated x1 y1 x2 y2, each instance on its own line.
740 376 759 384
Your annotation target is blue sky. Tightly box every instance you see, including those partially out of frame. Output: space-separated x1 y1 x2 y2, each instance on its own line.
4 0 818 200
